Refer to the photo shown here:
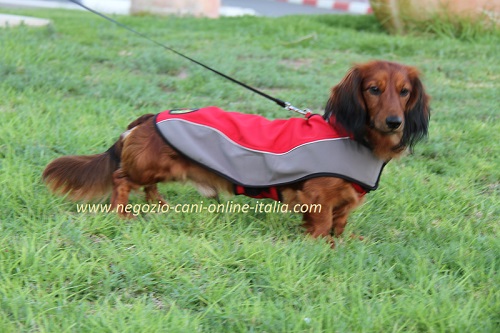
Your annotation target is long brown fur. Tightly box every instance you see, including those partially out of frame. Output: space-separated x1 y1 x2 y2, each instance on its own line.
43 60 430 247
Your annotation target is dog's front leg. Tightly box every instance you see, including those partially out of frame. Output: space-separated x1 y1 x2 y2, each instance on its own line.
331 211 350 237
329 192 365 246
302 208 336 248
293 177 362 248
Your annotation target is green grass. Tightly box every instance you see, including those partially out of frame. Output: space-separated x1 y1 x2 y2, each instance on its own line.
0 9 499 332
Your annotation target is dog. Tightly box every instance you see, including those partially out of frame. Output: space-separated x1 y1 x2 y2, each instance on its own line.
43 60 430 247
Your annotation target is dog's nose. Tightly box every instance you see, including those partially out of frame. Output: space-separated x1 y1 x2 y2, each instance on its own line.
386 116 403 130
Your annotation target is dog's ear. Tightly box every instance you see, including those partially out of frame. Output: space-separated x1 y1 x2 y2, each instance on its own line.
402 71 431 149
323 67 366 141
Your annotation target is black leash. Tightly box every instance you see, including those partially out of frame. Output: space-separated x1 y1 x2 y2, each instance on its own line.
67 0 311 116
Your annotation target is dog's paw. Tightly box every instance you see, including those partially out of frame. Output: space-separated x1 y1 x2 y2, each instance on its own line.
350 233 365 241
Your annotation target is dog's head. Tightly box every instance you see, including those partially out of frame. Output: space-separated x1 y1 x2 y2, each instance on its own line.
324 60 430 159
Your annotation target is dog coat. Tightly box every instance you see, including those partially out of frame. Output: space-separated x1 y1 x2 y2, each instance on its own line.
155 107 385 201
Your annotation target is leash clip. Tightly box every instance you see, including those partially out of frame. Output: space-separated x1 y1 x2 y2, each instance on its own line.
284 102 312 118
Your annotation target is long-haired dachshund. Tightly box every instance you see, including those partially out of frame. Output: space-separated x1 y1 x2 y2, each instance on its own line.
43 60 430 247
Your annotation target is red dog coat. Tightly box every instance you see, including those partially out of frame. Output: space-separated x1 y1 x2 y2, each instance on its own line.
155 107 385 201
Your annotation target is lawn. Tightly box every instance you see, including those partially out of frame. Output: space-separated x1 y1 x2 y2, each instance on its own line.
0 7 499 332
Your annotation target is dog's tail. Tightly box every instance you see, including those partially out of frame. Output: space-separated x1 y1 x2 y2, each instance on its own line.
42 114 155 201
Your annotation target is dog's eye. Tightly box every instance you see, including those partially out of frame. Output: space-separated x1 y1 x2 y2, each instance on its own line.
368 86 380 95
400 88 410 97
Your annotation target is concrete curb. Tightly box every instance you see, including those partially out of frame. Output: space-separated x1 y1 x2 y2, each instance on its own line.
0 0 129 14
0 0 373 17
277 0 372 14
0 13 51 27
0 0 255 16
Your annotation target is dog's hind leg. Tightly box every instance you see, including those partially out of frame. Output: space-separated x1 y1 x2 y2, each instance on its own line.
111 168 140 217
144 184 167 206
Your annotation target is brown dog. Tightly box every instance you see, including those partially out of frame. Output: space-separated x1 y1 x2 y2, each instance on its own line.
43 60 430 247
